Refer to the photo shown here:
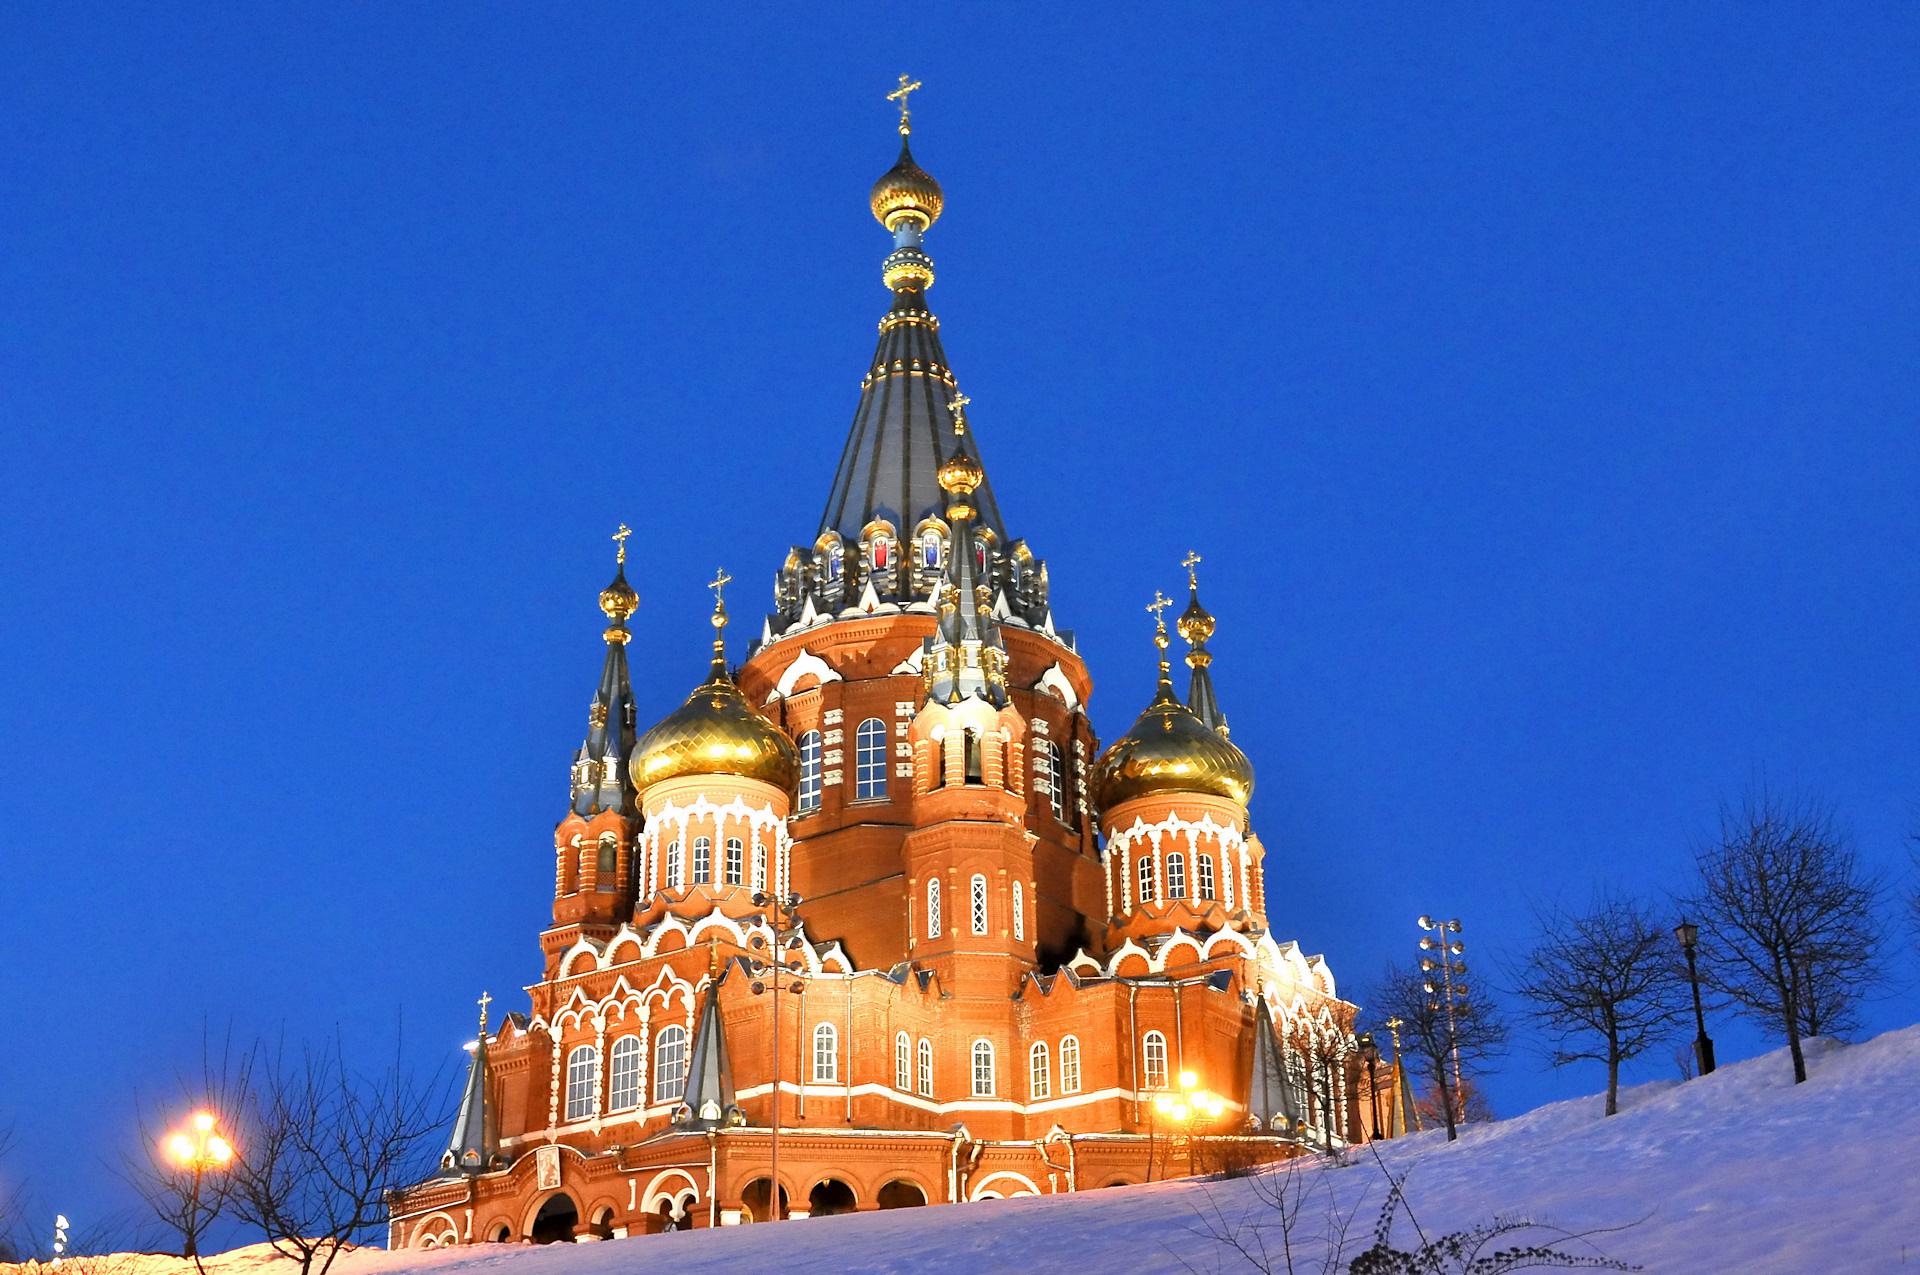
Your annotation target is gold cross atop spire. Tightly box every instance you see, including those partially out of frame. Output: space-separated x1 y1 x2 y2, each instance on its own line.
1147 590 1173 633
948 392 971 435
477 990 492 1030
1181 550 1203 589
612 523 633 565
708 567 733 608
888 74 922 135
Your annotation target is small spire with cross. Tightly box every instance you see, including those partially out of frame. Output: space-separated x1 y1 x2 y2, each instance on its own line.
477 990 492 1032
707 567 733 675
948 392 971 436
612 523 632 565
1181 550 1203 590
887 74 922 136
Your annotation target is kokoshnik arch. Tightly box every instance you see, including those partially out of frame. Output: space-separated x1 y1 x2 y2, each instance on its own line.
390 82 1403 1247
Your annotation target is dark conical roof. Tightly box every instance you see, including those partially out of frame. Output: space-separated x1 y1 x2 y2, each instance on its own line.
572 563 639 817
440 1001 499 1176
673 965 744 1131
1245 997 1303 1135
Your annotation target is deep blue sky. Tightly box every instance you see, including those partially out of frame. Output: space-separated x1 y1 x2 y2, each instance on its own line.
3 4 1917 1242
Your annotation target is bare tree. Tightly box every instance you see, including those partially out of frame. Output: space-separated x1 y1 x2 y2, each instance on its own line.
1510 892 1690 1116
229 1034 448 1275
1368 963 1506 1142
1684 790 1885 1084
116 1029 256 1266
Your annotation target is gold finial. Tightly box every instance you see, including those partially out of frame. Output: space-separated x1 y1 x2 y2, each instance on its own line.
707 567 733 675
1147 590 1173 634
708 566 733 614
598 531 641 637
613 523 633 565
888 74 922 135
707 934 721 978
477 990 492 1032
948 392 971 436
1181 550 1203 590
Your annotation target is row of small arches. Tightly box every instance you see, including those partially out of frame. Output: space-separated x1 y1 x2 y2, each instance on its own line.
562 1026 689 1121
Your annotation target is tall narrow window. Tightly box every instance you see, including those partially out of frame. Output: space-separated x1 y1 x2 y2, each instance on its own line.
970 874 989 935
1030 1042 1051 1100
1060 1036 1082 1095
895 1031 912 1090
1012 881 1026 942
921 531 941 569
752 842 768 893
1166 852 1187 900
1198 854 1216 901
971 1040 995 1097
872 538 891 570
724 837 744 886
692 836 712 886
813 1023 838 1083
666 840 684 889
926 878 942 939
826 544 843 581
855 717 888 800
1142 1031 1168 1090
653 1025 688 1103
918 1037 933 1096
596 835 618 888
608 1036 642 1112
564 1045 599 1121
797 731 823 813
1036 741 1068 822
1137 855 1156 904
963 729 982 783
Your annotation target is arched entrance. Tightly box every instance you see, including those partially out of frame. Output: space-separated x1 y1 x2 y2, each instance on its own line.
807 1178 857 1217
741 1178 791 1223
530 1194 579 1244
876 1180 927 1209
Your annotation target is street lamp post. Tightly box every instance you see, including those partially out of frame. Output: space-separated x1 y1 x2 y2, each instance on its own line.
1151 1070 1226 1177
1357 1034 1383 1140
1674 920 1716 1076
1418 915 1469 1096
163 1111 234 1259
749 890 806 1221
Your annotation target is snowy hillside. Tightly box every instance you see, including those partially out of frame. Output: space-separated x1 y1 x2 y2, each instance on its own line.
50 1025 1920 1274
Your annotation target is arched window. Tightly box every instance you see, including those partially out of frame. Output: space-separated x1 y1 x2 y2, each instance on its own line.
813 1023 838 1083
665 840 684 889
895 1031 912 1090
855 717 888 800
653 1025 688 1103
926 878 942 940
608 1035 642 1112
1012 880 1025 942
1198 854 1216 901
1142 1031 1168 1090
917 1037 933 1096
1166 852 1187 900
872 537 891 571
724 837 744 886
1035 741 1068 822
692 836 712 886
963 729 983 783
1137 855 1156 904
1060 1036 1082 1095
825 543 843 581
970 874 989 935
971 1039 995 1097
596 835 617 880
564 1045 599 1121
920 531 942 569
1029 1042 1050 1100
796 731 823 813
752 841 768 892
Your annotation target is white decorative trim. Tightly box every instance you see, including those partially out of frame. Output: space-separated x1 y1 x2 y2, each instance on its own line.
764 649 843 703
1031 663 1079 710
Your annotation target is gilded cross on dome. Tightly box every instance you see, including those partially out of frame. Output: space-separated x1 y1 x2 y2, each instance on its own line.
709 567 733 608
1147 590 1173 633
612 523 633 565
948 392 971 435
887 74 922 135
477 990 492 1030
1181 550 1203 589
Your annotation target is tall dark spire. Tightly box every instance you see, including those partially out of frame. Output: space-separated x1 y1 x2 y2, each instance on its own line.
922 399 1008 707
571 526 639 817
1178 551 1227 736
1244 995 1304 1136
440 993 500 1175
673 952 744 1131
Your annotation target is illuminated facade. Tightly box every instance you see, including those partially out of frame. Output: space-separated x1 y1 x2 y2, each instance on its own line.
390 87 1387 1248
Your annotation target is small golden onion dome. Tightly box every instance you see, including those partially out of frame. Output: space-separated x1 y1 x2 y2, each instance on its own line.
599 566 639 624
630 672 799 795
937 447 984 498
870 139 944 233
1094 691 1255 810
1177 592 1216 645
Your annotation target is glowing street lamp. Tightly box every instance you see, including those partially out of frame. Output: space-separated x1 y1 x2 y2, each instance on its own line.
163 1111 235 1257
1152 1071 1226 1175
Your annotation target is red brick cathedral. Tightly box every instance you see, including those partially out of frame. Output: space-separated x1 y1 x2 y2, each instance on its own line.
391 88 1397 1249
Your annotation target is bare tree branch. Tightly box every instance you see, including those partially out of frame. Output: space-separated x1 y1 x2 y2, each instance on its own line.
1368 963 1507 1142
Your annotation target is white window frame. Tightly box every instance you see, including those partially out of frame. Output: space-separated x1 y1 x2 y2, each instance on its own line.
1137 854 1155 903
666 839 684 889
1029 1042 1050 1100
971 1039 995 1097
895 1031 912 1090
918 1037 934 1096
564 1045 599 1122
1198 853 1216 900
1060 1035 1081 1095
724 836 744 886
752 842 768 892
813 1023 838 1083
653 1025 688 1103
608 1035 642 1112
970 874 989 935
797 731 823 813
926 878 942 940
692 835 712 886
1143 1030 1168 1090
1012 880 1026 942
1166 851 1187 900
855 717 888 800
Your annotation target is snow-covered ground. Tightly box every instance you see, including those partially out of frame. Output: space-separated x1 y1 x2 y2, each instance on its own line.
34 1024 1920 1274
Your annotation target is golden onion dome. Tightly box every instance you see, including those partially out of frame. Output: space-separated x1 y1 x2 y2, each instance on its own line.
870 139 944 233
1177 591 1216 645
599 566 639 624
630 672 798 794
937 447 984 498
1094 692 1255 810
